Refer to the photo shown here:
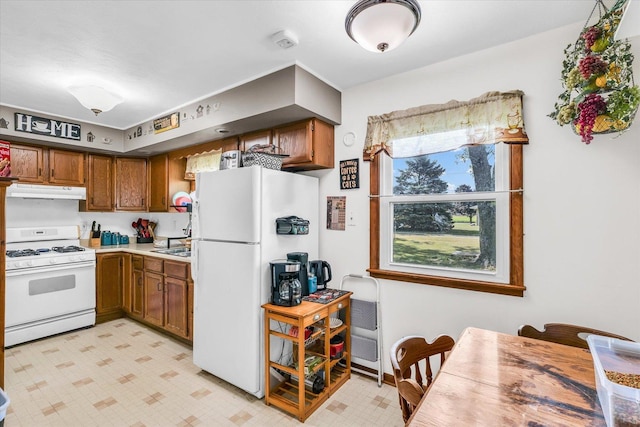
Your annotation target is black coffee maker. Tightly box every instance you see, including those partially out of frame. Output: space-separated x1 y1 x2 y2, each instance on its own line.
286 252 309 296
270 261 302 307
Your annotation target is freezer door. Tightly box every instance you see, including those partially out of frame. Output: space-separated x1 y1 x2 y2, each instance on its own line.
192 240 264 397
193 167 261 243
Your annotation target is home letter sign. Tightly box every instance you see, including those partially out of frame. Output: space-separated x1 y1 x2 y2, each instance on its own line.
14 113 81 141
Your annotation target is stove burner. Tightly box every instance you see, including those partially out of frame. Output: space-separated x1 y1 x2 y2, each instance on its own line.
6 249 40 258
51 246 86 253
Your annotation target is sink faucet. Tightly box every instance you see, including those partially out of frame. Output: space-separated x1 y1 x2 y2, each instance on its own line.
182 212 192 237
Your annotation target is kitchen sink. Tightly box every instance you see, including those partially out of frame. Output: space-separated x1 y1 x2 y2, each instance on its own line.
151 247 191 257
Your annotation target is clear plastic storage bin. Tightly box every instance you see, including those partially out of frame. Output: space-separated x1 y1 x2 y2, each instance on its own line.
587 335 640 427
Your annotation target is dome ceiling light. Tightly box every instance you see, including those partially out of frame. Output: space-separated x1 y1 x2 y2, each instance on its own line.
345 0 421 53
68 85 123 116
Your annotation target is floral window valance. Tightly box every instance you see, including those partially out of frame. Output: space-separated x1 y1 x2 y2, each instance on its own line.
363 90 529 160
184 149 221 180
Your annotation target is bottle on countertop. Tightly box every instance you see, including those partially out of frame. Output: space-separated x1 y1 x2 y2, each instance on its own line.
308 272 317 294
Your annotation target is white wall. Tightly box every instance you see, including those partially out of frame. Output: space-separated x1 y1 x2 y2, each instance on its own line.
318 23 640 374
5 198 190 240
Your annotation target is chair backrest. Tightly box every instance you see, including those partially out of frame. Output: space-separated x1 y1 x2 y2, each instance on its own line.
390 335 455 422
518 323 633 349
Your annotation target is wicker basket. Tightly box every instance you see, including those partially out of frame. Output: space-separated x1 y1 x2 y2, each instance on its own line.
242 144 288 170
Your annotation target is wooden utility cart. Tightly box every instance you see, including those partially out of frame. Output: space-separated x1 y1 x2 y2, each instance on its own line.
262 291 352 422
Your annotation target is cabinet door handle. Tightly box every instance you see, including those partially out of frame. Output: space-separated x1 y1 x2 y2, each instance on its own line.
157 282 162 292
38 168 41 176
91 197 94 204
138 277 142 287
338 303 343 309
162 196 165 205
51 169 54 177
313 314 320 321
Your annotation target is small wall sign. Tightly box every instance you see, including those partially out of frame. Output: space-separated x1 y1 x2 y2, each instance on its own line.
340 158 359 190
327 196 346 231
14 113 81 141
153 112 180 134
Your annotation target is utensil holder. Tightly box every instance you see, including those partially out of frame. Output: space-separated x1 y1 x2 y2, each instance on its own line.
89 238 100 247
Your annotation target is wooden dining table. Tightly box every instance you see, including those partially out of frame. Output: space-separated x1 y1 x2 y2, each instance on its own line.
407 327 606 426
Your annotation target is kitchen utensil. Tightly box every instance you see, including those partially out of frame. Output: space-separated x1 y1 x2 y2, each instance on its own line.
148 221 157 240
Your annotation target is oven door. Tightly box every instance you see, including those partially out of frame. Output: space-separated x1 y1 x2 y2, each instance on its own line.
5 261 96 343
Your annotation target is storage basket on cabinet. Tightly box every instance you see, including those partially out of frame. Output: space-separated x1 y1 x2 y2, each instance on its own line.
241 144 288 170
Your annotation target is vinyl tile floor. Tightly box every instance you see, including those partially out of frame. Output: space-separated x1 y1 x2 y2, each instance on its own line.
3 319 403 426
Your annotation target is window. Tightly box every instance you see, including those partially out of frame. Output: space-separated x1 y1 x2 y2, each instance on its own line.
365 92 525 296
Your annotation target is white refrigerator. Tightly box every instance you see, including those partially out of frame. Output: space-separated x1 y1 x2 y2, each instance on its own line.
191 165 319 398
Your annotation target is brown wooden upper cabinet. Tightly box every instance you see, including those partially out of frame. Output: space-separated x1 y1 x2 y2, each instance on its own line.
115 157 147 211
148 153 190 212
275 118 334 170
9 144 45 183
240 129 272 152
48 149 85 185
82 154 113 212
9 144 86 185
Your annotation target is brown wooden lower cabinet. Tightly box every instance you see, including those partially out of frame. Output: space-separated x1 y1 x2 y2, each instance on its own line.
144 270 165 327
96 253 127 323
97 252 192 342
164 261 190 338
131 258 144 319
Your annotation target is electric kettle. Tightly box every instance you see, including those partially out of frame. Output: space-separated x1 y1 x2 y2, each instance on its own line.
309 260 332 290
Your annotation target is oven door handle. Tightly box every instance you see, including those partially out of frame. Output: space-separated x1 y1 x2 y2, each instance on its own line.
6 261 96 277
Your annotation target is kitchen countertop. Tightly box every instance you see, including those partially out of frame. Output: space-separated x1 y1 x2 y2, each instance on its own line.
80 240 192 263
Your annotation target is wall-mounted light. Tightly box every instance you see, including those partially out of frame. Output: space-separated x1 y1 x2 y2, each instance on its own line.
345 0 421 53
68 85 123 116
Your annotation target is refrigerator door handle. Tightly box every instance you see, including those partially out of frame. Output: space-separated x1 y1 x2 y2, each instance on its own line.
191 199 200 239
191 240 199 286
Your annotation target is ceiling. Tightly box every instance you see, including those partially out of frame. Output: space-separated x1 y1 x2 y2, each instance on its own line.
0 1 595 131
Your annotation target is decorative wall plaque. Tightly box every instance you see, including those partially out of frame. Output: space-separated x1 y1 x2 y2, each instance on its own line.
340 158 360 190
153 112 180 134
14 113 81 141
327 196 346 231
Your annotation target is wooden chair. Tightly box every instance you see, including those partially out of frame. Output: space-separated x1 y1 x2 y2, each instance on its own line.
517 323 633 349
390 335 455 422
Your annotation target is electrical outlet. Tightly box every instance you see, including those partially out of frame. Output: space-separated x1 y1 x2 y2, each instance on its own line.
81 222 88 232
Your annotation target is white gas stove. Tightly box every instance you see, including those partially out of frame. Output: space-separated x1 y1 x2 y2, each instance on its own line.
5 226 97 347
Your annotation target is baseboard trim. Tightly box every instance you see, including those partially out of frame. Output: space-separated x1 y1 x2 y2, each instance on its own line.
351 362 395 387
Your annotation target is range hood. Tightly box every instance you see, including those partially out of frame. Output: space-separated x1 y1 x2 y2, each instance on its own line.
7 183 86 200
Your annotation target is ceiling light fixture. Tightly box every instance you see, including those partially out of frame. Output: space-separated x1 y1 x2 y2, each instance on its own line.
68 85 123 116
345 0 421 53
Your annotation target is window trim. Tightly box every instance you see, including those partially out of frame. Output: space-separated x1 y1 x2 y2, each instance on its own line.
368 144 525 297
